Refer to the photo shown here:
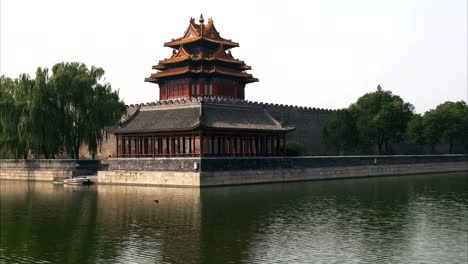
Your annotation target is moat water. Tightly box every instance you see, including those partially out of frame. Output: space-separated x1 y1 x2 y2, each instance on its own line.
1 173 467 264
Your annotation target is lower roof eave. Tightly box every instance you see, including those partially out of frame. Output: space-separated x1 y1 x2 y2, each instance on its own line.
199 126 295 134
112 127 295 135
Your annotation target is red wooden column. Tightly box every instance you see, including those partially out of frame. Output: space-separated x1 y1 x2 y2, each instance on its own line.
254 136 258 156
128 136 132 157
270 135 274 156
211 136 215 156
157 137 161 156
115 135 119 157
169 137 173 157
134 137 137 157
219 137 223 156
182 136 186 156
282 135 286 156
120 135 123 157
247 136 251 157
141 137 144 157
134 136 137 157
240 136 244 156
145 137 149 157
124 136 127 157
275 135 279 156
200 133 204 157
191 134 195 157
231 136 236 156
258 136 262 156
247 136 250 156
262 136 265 156
138 136 143 157
126 136 129 157
151 136 155 158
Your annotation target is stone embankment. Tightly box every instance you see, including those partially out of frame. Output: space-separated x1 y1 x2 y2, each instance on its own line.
97 155 468 187
2 156 466 186
0 159 100 181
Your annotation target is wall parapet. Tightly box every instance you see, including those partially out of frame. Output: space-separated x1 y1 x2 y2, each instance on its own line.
200 155 468 171
107 158 200 171
106 155 468 172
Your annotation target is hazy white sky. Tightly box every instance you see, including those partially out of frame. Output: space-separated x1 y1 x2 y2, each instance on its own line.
1 0 467 113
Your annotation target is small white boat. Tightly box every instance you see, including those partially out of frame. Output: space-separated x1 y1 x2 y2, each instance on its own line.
63 176 92 185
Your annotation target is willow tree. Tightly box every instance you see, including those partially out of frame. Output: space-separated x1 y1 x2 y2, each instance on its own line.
50 62 126 159
0 76 21 158
0 75 36 158
29 68 64 158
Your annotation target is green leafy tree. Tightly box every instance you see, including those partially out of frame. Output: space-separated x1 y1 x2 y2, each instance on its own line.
323 109 358 155
286 141 306 156
349 85 414 154
463 105 468 152
422 109 442 153
423 101 467 153
406 114 425 145
50 62 126 159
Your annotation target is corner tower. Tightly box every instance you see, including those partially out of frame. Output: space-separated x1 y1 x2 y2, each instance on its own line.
145 15 258 100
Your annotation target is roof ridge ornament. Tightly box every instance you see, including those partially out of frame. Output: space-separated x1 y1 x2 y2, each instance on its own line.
199 14 205 36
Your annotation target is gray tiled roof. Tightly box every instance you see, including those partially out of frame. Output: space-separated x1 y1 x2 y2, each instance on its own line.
201 104 286 131
111 99 294 134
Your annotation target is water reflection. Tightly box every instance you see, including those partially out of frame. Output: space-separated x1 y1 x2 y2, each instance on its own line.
1 173 467 264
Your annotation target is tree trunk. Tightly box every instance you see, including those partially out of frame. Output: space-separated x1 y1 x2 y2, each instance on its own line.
377 142 383 155
449 139 453 154
377 129 384 155
74 130 81 159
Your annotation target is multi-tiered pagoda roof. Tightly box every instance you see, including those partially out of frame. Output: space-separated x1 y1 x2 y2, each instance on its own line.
145 15 258 100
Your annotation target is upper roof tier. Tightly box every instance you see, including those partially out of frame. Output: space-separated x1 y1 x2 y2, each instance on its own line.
145 15 258 85
164 15 239 49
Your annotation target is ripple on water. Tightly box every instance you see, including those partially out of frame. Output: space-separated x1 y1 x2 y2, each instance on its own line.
1 173 467 264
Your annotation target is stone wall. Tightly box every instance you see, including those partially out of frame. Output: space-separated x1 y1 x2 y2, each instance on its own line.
107 158 200 171
97 155 468 187
0 159 100 181
98 171 200 186
264 104 333 155
200 155 468 171
199 161 467 186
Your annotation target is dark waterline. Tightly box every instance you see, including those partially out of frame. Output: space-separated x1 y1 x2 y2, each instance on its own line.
1 173 467 264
